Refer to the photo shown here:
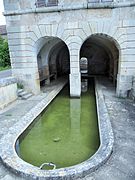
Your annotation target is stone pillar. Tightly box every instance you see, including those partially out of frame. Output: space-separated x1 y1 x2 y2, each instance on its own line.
116 74 133 98
69 54 81 97
70 73 81 97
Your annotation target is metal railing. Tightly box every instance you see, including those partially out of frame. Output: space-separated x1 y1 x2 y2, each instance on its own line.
35 0 58 8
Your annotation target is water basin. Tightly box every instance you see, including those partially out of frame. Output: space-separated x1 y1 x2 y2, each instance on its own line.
17 79 100 169
0 78 113 179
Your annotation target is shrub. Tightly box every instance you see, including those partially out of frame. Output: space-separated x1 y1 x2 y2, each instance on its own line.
0 35 10 67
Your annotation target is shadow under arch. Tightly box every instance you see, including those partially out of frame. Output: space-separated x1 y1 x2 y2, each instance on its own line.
48 41 70 78
80 33 120 85
34 36 70 88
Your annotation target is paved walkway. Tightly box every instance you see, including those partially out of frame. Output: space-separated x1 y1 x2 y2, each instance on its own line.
0 78 135 180
0 69 11 79
82 79 135 180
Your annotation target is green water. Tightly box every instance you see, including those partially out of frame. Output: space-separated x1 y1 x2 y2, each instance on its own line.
18 80 100 169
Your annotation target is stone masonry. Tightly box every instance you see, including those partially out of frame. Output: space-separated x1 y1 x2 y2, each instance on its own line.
2 0 135 98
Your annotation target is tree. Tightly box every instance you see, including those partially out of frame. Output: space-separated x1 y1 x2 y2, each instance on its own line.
0 35 10 67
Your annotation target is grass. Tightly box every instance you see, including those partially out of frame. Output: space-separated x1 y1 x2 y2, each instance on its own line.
0 66 11 71
17 83 24 89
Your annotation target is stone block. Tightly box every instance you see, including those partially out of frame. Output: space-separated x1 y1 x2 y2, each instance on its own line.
123 20 135 27
121 49 135 56
45 24 52 36
61 29 74 40
126 27 135 34
68 22 79 29
10 51 34 58
73 29 87 41
68 42 80 50
70 61 79 68
121 61 135 68
117 74 133 83
116 74 133 98
120 41 135 49
70 49 79 56
39 24 46 37
70 73 81 97
70 68 80 74
66 36 82 46
102 21 111 35
0 77 17 109
120 67 135 75
70 55 78 62
9 44 33 52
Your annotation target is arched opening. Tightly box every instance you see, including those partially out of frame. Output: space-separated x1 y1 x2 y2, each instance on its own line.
80 34 119 85
36 37 70 88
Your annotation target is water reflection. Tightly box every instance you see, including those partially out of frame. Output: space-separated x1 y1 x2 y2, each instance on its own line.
80 57 88 74
81 79 88 92
19 80 100 169
70 98 81 134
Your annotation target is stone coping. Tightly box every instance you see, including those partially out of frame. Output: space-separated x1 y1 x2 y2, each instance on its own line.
0 77 16 87
4 2 135 16
0 78 114 180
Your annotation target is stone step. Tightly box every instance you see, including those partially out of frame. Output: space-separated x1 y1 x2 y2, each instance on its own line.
17 88 33 100
17 89 23 94
21 93 33 100
18 91 28 97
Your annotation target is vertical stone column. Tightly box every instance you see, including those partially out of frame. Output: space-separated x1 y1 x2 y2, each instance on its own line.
69 52 81 97
116 74 132 98
116 47 135 98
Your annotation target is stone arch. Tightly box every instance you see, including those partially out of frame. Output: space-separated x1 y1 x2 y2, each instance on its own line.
34 36 70 87
80 33 121 57
80 33 120 93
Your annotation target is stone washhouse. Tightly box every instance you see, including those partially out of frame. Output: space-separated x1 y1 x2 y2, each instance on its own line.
3 0 135 98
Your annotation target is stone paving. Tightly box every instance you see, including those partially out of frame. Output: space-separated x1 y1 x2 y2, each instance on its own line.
0 70 11 79
82 79 135 180
0 78 135 180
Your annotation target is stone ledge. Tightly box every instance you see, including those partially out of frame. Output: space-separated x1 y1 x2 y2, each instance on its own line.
0 77 17 87
4 2 135 16
0 78 114 179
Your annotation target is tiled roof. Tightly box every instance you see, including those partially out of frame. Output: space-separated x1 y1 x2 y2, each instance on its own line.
0 25 7 35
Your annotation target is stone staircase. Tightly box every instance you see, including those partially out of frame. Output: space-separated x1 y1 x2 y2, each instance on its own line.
17 89 33 100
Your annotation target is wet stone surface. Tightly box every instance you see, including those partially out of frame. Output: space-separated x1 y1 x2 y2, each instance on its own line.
0 78 135 180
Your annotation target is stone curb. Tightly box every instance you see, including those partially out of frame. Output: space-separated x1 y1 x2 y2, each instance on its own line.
0 78 114 179
0 77 17 87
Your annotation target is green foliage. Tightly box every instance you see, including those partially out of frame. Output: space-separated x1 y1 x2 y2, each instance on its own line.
0 66 10 71
17 83 24 89
0 35 11 68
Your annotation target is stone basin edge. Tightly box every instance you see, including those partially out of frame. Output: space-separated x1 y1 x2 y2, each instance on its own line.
0 78 114 180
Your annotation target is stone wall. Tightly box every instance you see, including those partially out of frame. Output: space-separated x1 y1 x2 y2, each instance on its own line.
0 77 17 109
3 0 135 97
